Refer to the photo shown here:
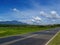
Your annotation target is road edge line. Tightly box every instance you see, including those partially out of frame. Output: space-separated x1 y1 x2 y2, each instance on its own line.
45 30 60 45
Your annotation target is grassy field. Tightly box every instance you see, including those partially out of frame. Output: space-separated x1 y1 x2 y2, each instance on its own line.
0 25 56 37
48 32 60 45
0 25 59 37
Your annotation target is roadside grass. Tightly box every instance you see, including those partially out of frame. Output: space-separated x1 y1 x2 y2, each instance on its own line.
48 32 60 45
0 25 58 37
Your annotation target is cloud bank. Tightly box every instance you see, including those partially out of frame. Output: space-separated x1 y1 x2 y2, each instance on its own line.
10 8 60 25
0 0 60 25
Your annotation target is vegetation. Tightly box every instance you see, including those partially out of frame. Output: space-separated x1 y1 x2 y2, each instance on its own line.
48 32 60 45
0 24 60 37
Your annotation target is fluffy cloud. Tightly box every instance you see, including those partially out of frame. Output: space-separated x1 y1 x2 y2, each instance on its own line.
51 11 57 14
28 16 42 24
50 11 60 19
23 16 42 24
32 16 42 21
40 11 60 19
12 8 20 12
40 11 46 16
40 11 51 18
11 8 25 18
11 8 60 25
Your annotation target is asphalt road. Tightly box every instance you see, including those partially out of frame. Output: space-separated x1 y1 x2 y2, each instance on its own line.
0 27 60 45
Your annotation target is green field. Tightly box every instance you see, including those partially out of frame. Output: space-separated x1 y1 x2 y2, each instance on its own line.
0 25 60 37
48 32 60 45
0 25 56 37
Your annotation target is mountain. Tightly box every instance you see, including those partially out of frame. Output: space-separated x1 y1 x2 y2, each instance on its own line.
0 20 27 25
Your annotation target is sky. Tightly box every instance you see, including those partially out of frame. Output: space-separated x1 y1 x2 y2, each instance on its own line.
0 0 60 25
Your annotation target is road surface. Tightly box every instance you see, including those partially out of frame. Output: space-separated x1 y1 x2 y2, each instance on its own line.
0 27 60 45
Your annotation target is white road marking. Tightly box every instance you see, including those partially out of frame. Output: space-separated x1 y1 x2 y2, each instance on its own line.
45 31 60 45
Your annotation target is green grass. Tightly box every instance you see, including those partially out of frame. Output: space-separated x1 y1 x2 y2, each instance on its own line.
0 25 59 37
48 32 60 45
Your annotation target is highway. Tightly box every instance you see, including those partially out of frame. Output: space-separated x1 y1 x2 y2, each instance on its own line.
0 27 60 45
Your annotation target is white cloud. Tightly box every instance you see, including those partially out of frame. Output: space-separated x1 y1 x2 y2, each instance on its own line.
23 16 42 24
40 11 46 15
31 19 35 22
50 11 60 19
40 11 51 18
11 8 24 18
51 11 57 14
33 16 42 21
40 11 60 19
12 8 19 12
11 8 60 25
29 16 42 24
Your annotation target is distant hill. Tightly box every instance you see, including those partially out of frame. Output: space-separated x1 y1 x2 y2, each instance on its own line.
0 20 27 25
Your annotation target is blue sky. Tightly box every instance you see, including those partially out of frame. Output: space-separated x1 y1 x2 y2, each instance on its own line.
0 0 60 25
